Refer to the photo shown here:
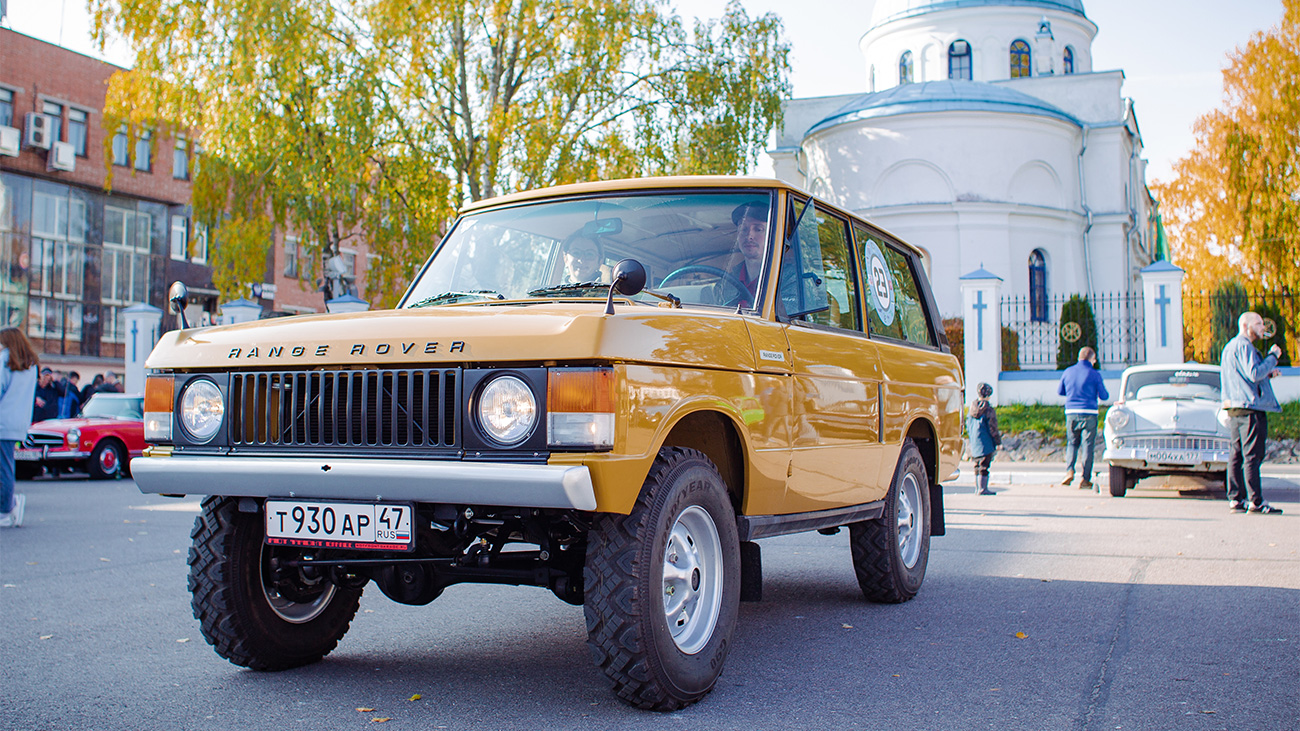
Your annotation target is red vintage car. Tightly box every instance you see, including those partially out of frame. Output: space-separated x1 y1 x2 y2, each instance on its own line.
16 393 147 480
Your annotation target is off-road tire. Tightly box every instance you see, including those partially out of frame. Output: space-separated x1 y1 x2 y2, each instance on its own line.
584 447 740 711
1109 464 1129 497
87 440 124 480
849 439 931 603
188 496 362 670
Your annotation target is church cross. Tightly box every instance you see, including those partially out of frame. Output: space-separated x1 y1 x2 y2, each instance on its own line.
130 318 139 362
1155 284 1170 347
973 290 987 351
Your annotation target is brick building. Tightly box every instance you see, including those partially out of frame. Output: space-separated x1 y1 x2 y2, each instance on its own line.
0 28 376 376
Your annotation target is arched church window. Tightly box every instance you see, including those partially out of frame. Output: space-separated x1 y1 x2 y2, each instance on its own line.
899 51 914 84
1062 46 1075 74
1010 40 1031 78
870 65 876 92
1029 249 1048 321
948 40 972 80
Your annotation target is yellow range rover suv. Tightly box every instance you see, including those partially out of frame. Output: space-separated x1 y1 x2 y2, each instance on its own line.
136 177 964 711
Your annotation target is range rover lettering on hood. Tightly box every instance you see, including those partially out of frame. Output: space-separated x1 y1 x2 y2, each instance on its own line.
226 341 467 359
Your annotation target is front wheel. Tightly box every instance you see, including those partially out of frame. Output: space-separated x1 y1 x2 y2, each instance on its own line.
849 439 931 603
584 447 740 711
188 496 362 670
1109 464 1129 497
88 440 124 480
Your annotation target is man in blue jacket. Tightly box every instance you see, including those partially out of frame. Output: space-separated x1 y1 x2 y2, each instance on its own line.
1220 311 1284 514
1059 346 1109 490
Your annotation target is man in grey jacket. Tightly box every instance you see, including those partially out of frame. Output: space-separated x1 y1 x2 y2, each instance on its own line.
1220 312 1284 514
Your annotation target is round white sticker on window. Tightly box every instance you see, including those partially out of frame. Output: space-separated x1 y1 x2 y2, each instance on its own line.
864 240 896 326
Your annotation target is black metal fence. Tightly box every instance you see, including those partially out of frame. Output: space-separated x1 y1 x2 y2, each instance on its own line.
1183 288 1298 365
1001 292 1146 368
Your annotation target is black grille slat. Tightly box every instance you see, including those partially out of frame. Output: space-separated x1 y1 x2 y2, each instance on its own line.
227 368 460 451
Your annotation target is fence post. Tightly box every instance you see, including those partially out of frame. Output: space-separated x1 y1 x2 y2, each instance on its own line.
960 267 1003 406
1140 261 1184 364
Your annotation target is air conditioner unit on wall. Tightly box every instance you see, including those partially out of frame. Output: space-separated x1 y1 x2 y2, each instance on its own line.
48 141 76 172
24 113 53 149
0 126 19 157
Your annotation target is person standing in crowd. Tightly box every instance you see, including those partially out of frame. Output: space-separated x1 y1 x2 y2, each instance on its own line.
966 382 1000 496
0 327 39 528
58 371 82 418
97 371 123 395
81 373 104 403
1059 346 1109 490
32 367 60 423
1221 311 1285 514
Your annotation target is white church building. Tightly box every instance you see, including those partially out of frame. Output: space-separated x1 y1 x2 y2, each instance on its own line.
768 0 1160 338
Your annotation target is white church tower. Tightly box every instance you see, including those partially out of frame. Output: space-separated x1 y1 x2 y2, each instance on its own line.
769 0 1158 335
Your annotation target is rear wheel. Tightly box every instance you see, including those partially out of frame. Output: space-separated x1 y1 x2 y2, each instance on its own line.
188 496 362 670
584 447 740 711
87 440 125 480
849 439 931 603
1109 464 1129 497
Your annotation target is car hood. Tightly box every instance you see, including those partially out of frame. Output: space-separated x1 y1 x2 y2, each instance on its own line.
145 303 766 372
29 417 138 433
1116 398 1226 435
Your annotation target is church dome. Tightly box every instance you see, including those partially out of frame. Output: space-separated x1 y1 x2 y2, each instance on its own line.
807 80 1079 136
870 0 1088 28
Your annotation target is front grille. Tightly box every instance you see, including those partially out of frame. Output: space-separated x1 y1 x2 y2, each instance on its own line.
24 431 63 448
1130 435 1227 451
227 368 460 451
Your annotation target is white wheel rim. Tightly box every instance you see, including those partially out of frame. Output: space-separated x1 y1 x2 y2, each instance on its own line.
662 505 723 655
261 547 336 624
897 472 923 569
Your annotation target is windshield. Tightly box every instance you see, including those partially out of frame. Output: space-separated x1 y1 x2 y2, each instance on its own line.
402 191 775 310
81 396 144 420
1124 369 1220 401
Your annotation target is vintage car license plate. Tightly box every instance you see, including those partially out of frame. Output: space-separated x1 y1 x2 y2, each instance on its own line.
1146 450 1197 464
14 448 41 461
265 500 415 551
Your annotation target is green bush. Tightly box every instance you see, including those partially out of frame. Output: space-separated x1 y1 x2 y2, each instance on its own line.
1056 295 1098 369
944 317 963 371
997 402 1300 440
1251 300 1291 366
1001 326 1020 372
1210 280 1249 365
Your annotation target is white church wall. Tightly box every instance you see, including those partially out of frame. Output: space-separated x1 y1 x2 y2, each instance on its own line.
996 71 1124 124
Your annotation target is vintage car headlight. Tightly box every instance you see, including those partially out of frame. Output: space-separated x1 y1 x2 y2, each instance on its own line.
179 379 225 443
477 375 537 445
1106 407 1131 430
66 428 80 447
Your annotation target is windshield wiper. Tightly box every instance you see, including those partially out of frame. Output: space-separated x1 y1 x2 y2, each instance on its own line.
409 290 504 307
527 282 609 298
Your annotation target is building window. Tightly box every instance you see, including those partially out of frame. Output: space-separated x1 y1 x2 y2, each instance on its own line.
134 129 152 172
283 236 300 278
192 223 209 264
899 51 914 84
102 205 153 343
67 109 88 156
170 215 188 260
948 40 972 80
1063 46 1075 74
112 125 130 167
869 65 876 93
173 136 189 180
1010 40 1032 78
41 101 63 143
28 190 87 345
1029 249 1048 321
0 89 13 128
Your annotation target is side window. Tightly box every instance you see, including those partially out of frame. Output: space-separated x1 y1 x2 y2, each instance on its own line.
808 209 859 331
855 223 935 346
778 200 860 331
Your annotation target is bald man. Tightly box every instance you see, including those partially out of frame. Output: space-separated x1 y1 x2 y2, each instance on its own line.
1220 311 1284 514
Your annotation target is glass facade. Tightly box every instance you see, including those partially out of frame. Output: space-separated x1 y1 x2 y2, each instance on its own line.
0 172 178 359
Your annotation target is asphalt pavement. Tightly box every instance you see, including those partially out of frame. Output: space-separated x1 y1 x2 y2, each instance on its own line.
1 466 1296 731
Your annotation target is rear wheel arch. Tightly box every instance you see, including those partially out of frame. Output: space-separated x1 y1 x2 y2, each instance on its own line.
903 418 945 537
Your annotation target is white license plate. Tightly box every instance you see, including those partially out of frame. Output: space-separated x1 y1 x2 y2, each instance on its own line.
1147 450 1196 464
265 500 414 551
15 449 40 461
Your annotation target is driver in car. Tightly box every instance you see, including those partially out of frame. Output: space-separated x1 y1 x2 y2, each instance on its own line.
727 201 768 308
561 234 608 284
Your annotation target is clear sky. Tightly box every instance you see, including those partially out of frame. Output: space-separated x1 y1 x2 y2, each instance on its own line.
3 0 1285 183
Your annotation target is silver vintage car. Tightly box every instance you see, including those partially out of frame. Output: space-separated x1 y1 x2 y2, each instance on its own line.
1102 363 1230 497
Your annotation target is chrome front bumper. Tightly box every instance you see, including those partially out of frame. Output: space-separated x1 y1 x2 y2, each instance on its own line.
131 455 597 511
1103 446 1228 472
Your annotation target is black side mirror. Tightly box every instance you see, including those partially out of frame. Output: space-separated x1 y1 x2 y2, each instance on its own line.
169 281 191 329
604 259 647 315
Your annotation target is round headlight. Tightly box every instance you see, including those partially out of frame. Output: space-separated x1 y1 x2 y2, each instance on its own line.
1106 408 1130 429
180 379 225 443
66 428 81 447
477 376 537 445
